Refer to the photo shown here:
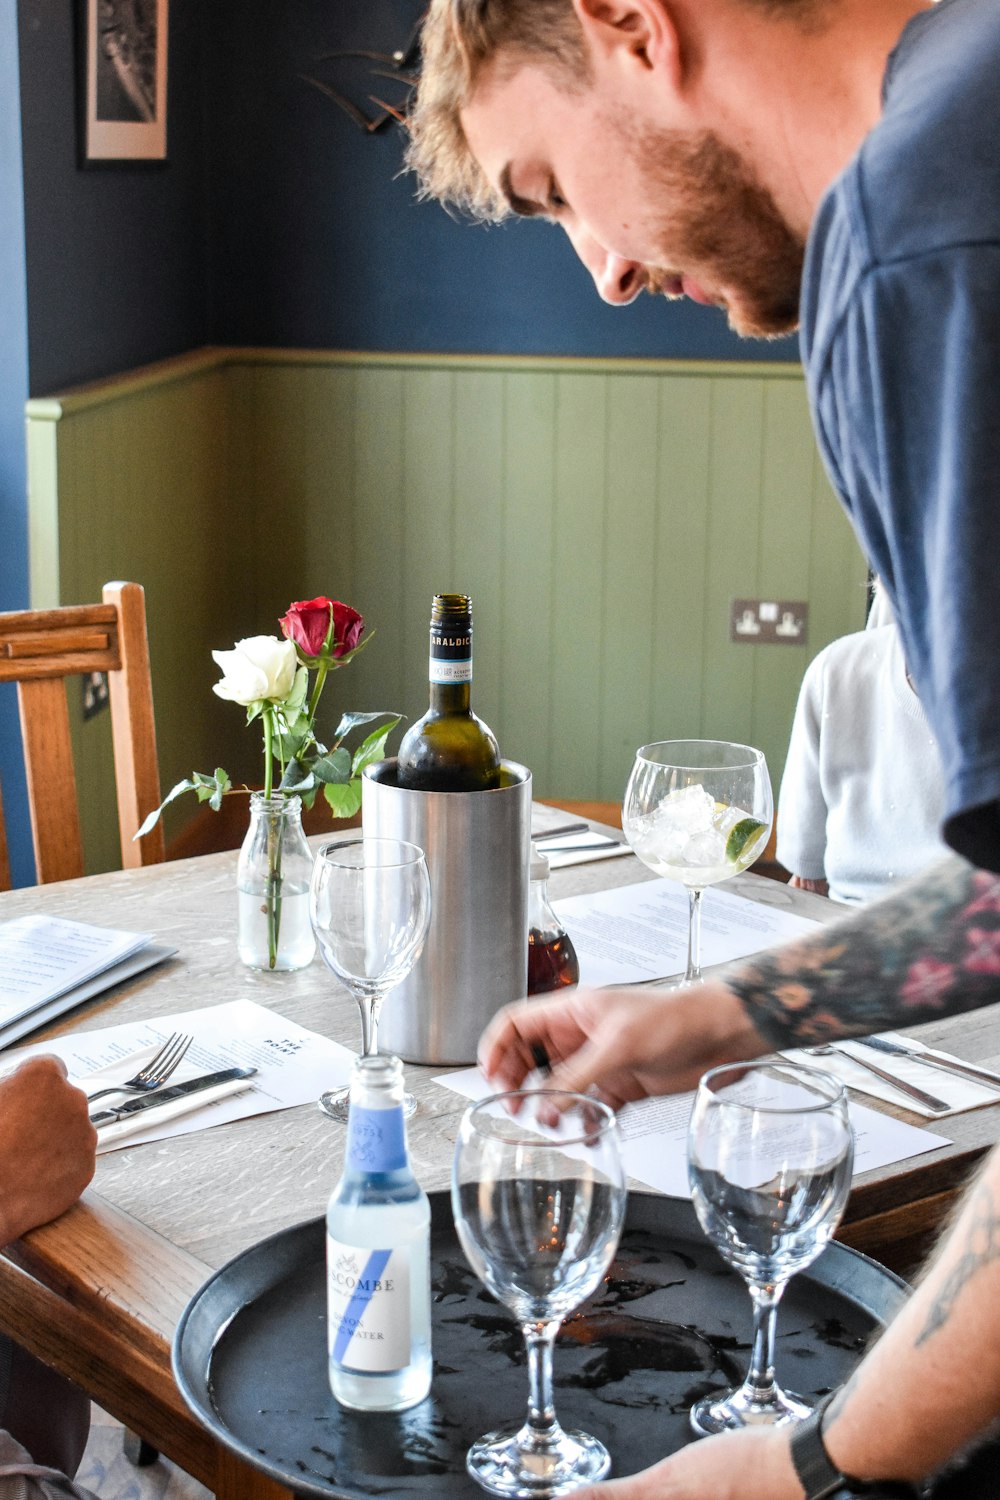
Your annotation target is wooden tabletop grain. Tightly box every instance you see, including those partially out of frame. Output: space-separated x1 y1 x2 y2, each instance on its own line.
2 819 998 1498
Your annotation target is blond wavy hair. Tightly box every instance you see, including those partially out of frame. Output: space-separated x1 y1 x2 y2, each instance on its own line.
405 1 589 222
405 0 835 220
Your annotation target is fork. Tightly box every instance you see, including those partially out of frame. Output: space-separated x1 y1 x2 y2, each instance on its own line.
805 1042 951 1113
85 1033 193 1106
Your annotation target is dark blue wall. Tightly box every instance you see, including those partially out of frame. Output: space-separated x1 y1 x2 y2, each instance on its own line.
19 0 211 396
19 0 797 403
3 0 799 886
1 0 33 886
205 0 797 362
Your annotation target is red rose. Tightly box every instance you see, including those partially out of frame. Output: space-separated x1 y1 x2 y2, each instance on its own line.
280 597 364 660
329 600 365 657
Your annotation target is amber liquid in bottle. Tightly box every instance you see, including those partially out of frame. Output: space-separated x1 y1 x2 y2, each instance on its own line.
396 594 501 793
527 931 580 995
525 847 580 995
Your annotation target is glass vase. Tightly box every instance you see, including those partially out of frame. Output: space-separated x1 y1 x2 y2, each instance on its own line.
237 793 316 971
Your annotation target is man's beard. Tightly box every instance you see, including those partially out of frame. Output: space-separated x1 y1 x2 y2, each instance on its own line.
630 124 806 338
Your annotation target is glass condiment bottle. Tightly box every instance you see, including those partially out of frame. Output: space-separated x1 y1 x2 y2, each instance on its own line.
526 846 580 994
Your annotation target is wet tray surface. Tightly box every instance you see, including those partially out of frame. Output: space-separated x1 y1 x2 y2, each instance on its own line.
173 1191 907 1498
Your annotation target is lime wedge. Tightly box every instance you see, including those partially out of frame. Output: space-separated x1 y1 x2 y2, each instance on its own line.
725 817 767 865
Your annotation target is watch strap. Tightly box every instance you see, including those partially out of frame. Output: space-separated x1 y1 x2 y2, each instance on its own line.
790 1394 859 1499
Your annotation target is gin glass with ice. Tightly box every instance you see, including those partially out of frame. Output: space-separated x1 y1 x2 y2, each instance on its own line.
622 740 772 983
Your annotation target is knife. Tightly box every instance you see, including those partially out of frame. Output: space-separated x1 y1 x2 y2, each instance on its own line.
89 1066 257 1125
856 1037 1000 1091
537 838 625 853
534 822 592 843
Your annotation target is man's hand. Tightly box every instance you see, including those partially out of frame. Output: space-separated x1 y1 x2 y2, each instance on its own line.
478 980 768 1108
0 1055 98 1246
573 1425 802 1499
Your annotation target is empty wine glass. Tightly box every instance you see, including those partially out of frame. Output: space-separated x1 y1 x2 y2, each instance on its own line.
687 1061 853 1435
310 838 431 1122
452 1091 627 1498
623 739 773 983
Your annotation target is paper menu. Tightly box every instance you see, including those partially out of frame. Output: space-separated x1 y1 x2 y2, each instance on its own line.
435 1067 951 1199
3 999 356 1153
553 879 822 987
0 916 152 1017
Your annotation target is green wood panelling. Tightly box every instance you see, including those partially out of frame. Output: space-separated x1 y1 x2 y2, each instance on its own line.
25 348 866 876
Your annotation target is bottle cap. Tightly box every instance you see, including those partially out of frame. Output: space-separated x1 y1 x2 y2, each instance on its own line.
530 845 550 881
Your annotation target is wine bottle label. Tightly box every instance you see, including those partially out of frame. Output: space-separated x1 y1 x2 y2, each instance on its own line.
429 625 472 685
327 1237 412 1372
346 1106 408 1174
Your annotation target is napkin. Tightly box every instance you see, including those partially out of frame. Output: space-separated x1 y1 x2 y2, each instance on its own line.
781 1032 1000 1117
72 1046 256 1152
93 1074 255 1149
538 832 634 869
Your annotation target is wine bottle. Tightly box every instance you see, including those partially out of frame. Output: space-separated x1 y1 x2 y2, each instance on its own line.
326 1054 432 1411
396 593 501 792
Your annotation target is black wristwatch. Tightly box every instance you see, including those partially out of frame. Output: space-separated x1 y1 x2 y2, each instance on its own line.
790 1394 862 1499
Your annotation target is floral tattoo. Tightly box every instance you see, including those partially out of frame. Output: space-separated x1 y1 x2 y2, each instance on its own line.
726 857 1000 1048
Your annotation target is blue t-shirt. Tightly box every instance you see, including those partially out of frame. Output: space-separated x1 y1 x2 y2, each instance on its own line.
800 0 1000 872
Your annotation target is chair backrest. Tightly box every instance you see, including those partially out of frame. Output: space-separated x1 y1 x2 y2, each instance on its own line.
0 581 165 885
0 783 10 891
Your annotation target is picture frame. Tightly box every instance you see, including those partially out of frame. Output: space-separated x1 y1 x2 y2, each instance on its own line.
83 0 169 163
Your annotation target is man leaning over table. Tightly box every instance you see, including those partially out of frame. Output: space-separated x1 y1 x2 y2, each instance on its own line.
405 0 1000 1494
0 1057 100 1499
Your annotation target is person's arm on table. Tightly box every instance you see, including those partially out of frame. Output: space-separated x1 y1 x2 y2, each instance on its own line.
788 874 831 896
567 1142 1000 1499
0 1056 97 1247
480 855 1000 1102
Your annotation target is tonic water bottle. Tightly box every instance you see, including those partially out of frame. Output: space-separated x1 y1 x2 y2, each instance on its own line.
326 1053 432 1410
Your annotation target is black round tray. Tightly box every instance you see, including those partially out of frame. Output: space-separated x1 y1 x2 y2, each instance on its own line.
173 1191 907 1498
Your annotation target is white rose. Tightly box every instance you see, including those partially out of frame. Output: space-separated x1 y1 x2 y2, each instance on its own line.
212 636 297 707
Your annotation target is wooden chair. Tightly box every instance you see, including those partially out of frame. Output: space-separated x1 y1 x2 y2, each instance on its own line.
0 782 10 890
0 581 164 885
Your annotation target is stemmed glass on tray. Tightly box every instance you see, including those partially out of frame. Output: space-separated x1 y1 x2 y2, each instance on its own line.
452 1090 627 1497
687 1060 854 1434
622 739 773 984
309 837 431 1122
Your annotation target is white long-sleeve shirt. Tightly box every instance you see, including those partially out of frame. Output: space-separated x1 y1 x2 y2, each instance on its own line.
776 624 948 904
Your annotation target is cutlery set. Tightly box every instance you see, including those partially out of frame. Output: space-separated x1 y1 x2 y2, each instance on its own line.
807 1034 1000 1113
88 1066 257 1127
855 1034 1000 1089
85 1030 257 1126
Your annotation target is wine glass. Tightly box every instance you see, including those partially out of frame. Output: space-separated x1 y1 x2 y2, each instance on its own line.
622 739 773 983
309 838 431 1122
687 1060 853 1435
452 1091 627 1498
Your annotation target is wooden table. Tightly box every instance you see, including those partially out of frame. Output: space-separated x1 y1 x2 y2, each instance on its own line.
1 825 998 1499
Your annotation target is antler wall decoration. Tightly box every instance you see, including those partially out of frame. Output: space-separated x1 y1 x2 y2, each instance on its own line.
302 6 425 135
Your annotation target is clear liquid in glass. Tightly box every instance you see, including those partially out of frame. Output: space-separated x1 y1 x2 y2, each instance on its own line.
690 1152 852 1284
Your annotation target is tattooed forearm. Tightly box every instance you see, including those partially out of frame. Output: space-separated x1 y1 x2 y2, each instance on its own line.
915 1182 1000 1348
724 855 1000 1048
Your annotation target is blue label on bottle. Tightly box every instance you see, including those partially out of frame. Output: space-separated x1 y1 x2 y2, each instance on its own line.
346 1106 407 1174
329 1246 404 1367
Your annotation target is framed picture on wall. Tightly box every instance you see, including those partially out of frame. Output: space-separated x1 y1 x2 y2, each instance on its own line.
83 0 168 163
